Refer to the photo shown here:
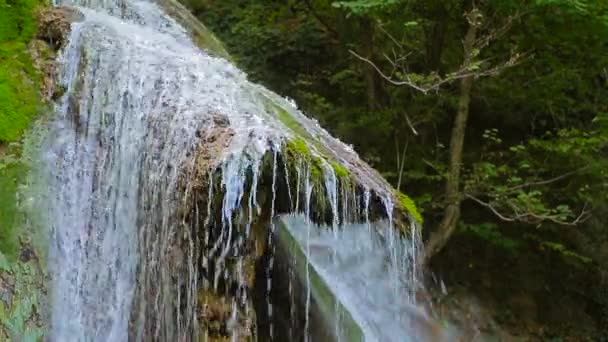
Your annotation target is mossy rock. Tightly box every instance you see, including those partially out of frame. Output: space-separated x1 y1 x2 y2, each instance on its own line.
397 192 423 224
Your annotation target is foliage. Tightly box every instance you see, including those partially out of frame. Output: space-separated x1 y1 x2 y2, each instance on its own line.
0 1 46 339
332 0 401 15
539 241 593 264
465 115 608 226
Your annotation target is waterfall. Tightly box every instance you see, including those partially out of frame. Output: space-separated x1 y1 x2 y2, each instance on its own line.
41 0 429 341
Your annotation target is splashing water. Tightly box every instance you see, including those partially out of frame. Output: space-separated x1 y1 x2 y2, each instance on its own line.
42 0 427 340
276 215 427 342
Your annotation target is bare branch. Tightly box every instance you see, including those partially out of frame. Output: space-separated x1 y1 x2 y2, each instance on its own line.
396 138 408 191
422 158 444 176
465 194 517 222
377 22 403 49
465 194 592 226
403 111 419 136
349 48 526 94
349 50 433 93
349 9 529 96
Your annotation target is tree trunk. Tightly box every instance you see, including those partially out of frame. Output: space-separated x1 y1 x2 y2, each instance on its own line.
425 12 478 260
425 6 448 70
360 17 378 109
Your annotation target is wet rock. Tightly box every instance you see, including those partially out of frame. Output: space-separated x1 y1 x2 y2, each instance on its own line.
199 290 254 341
27 40 56 101
192 115 235 182
36 7 84 50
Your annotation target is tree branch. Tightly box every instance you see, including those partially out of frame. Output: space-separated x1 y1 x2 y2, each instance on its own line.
349 49 526 94
465 194 591 226
465 194 516 222
349 49 435 93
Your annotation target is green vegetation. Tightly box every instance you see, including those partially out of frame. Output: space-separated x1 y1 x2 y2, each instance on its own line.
539 241 593 265
285 137 312 160
284 136 350 183
459 222 519 251
330 160 349 179
0 0 42 143
397 192 422 224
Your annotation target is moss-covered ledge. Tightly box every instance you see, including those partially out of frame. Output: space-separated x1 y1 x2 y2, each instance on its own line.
259 90 422 227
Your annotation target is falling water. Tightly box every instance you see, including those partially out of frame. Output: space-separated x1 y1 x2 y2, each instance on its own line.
276 215 428 342
41 0 429 340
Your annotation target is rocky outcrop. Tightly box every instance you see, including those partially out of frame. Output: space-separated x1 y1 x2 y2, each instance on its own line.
37 7 84 50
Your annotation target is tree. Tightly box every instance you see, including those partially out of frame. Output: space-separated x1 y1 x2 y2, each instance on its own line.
334 0 607 259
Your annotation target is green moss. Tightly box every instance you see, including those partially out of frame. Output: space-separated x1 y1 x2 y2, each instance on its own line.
330 161 349 179
0 0 38 43
285 137 311 159
284 138 324 182
0 0 42 143
0 0 43 259
191 26 231 60
398 192 423 224
311 156 325 178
